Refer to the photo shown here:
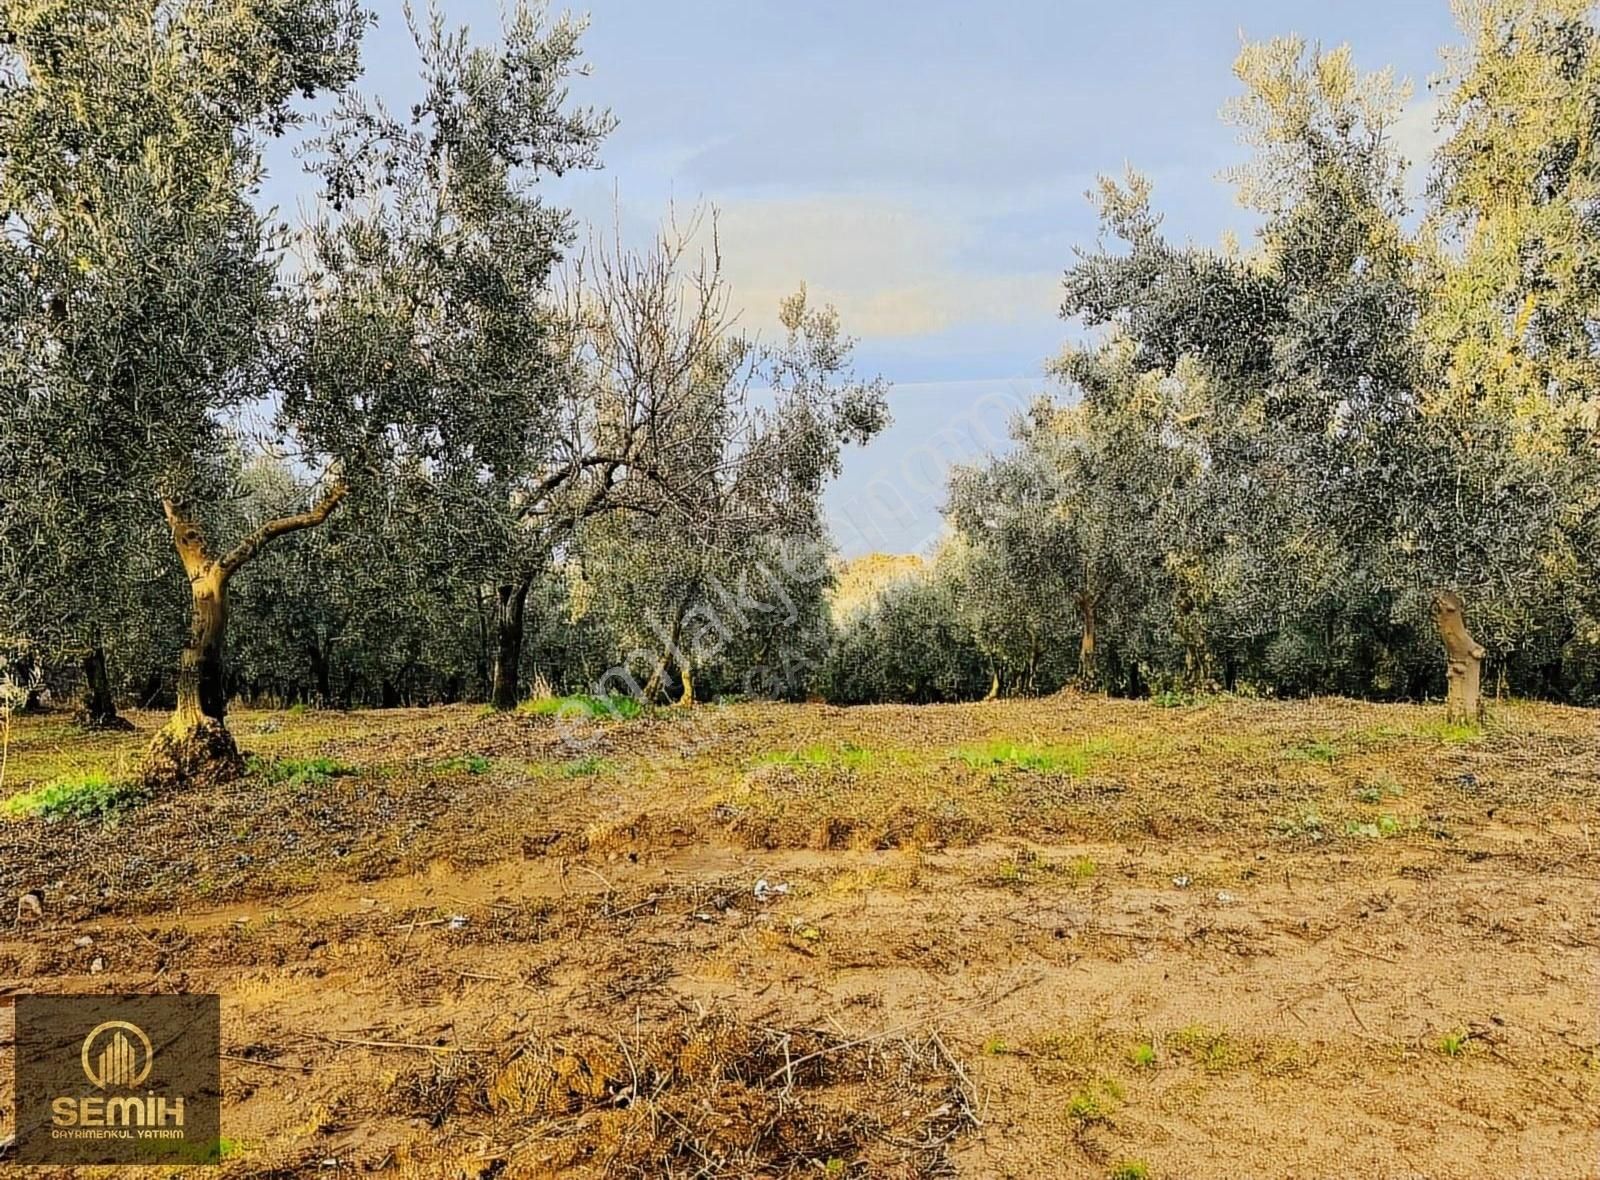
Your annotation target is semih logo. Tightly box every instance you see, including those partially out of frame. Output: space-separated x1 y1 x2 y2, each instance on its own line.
82 1020 155 1089
13 994 221 1165
52 1015 185 1135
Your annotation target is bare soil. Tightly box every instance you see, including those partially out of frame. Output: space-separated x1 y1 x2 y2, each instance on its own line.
0 694 1596 1178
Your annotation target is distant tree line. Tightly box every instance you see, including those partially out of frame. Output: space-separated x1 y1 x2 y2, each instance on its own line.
0 0 884 784
2 0 1597 788
826 5 1600 717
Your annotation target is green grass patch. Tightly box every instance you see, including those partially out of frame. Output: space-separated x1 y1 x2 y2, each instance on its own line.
437 754 491 775
520 693 643 721
560 755 612 778
1171 1024 1234 1072
251 756 357 788
2 772 143 821
992 850 1098 889
1067 855 1098 884
752 741 884 771
1150 689 1204 708
1414 718 1485 744
1361 717 1486 746
1064 1076 1124 1125
957 737 1118 776
1347 813 1407 839
1283 739 1339 764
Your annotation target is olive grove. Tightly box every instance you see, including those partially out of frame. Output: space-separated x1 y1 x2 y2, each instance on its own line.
2 0 1598 786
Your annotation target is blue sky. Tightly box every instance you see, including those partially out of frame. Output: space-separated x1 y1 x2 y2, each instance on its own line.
262 0 1462 555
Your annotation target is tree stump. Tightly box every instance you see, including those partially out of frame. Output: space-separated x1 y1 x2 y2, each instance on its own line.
1433 591 1486 723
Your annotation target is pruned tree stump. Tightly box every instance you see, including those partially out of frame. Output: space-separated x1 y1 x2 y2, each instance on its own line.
1434 591 1486 724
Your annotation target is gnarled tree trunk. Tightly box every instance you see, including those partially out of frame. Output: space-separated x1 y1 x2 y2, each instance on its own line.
490 579 532 711
1433 590 1485 724
76 645 130 730
144 485 345 790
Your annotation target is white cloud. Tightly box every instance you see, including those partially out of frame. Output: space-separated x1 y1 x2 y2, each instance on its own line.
1392 93 1447 206
697 195 1060 339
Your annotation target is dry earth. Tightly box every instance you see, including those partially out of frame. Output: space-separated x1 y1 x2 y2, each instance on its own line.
0 694 1596 1178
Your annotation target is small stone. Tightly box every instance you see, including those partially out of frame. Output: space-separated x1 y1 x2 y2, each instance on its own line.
73 935 94 949
16 893 42 923
89 957 104 974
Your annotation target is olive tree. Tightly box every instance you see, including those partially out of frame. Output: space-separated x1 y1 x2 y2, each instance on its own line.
0 0 368 779
1422 0 1600 709
485 215 887 710
1061 37 1568 718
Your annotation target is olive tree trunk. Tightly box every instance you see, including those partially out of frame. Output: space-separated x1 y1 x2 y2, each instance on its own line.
143 486 345 789
490 579 532 711
1077 591 1098 688
75 645 130 730
643 603 686 705
1433 591 1485 723
174 567 229 728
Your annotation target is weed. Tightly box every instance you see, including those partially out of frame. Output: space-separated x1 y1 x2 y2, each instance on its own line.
982 1036 1012 1056
1354 773 1404 803
753 742 879 771
437 754 491 775
1172 1025 1233 1072
252 756 356 788
1067 855 1098 884
1128 1040 1157 1070
561 755 611 778
1436 1029 1471 1058
995 857 1028 887
2 772 143 821
1347 813 1405 839
958 737 1116 776
285 702 308 717
1274 808 1328 842
1284 740 1339 764
1065 1076 1124 1125
521 693 642 721
1109 1163 1151 1180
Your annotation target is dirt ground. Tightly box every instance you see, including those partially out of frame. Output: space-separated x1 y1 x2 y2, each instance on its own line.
0 694 1596 1179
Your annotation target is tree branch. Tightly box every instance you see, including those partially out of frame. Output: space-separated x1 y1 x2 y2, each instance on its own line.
218 482 348 580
